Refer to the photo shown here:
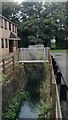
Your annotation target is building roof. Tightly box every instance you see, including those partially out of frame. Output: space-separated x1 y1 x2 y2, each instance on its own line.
0 14 17 26
9 32 20 40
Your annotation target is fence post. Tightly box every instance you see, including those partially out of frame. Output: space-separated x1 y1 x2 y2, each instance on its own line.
48 49 50 63
44 48 45 60
18 51 19 61
2 58 5 74
50 64 52 95
48 51 52 95
66 89 68 117
12 55 14 70
52 82 56 118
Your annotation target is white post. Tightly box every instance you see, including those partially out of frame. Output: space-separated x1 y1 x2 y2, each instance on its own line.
44 48 45 61
22 49 24 61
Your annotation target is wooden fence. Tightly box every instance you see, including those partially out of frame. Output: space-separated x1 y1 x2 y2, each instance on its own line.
48 50 62 119
2 52 19 75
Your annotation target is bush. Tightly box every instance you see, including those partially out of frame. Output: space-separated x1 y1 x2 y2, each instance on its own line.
2 89 29 120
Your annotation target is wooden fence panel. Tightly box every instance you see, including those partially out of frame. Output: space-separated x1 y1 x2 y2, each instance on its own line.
2 52 19 75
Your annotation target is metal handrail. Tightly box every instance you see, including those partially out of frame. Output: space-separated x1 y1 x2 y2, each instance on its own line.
51 61 62 118
52 57 68 89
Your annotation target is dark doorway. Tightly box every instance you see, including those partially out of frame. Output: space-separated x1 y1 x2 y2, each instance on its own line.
16 41 18 50
9 40 13 53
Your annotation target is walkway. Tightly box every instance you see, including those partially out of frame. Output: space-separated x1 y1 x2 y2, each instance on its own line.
51 52 67 85
19 60 45 63
51 52 68 118
19 47 49 63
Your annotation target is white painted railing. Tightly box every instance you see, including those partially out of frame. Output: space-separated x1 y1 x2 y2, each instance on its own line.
19 47 49 62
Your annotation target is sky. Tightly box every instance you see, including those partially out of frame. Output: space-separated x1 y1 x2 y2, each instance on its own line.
14 0 25 4
0 0 67 3
14 0 67 4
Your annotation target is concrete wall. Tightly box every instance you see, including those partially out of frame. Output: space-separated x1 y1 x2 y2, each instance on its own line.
0 47 17 57
13 47 16 52
0 27 17 39
2 48 9 56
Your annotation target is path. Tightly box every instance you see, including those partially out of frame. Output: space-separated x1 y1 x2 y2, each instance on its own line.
51 52 68 86
51 52 68 118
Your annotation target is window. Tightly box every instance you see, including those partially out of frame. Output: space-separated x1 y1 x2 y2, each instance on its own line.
15 41 18 49
0 17 3 28
0 17 1 27
12 24 14 32
9 22 11 30
15 26 17 33
13 40 15 47
1 39 4 48
5 39 8 48
4 19 7 29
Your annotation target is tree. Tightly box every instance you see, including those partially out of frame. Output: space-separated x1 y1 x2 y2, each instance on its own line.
18 2 66 48
2 2 66 48
2 2 20 23
20 2 44 20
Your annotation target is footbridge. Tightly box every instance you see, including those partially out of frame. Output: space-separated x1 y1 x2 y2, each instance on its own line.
19 47 49 63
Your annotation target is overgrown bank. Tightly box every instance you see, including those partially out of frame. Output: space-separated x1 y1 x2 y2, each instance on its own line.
2 89 29 120
2 64 27 119
2 62 52 119
39 63 52 118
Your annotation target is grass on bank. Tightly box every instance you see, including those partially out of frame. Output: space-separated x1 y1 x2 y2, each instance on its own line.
39 62 52 118
0 72 5 82
0 71 15 82
2 89 29 120
50 49 68 53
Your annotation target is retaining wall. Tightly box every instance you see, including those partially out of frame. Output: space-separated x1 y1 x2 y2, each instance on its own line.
2 64 27 111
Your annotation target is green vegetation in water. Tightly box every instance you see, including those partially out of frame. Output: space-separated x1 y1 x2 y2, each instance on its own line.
2 89 29 120
39 100 50 113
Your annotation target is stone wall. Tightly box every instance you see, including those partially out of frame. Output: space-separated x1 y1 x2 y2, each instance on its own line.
2 63 44 110
2 64 27 110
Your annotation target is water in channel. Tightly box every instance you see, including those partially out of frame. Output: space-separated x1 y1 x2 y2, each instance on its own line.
18 100 39 119
18 79 40 119
18 64 44 119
